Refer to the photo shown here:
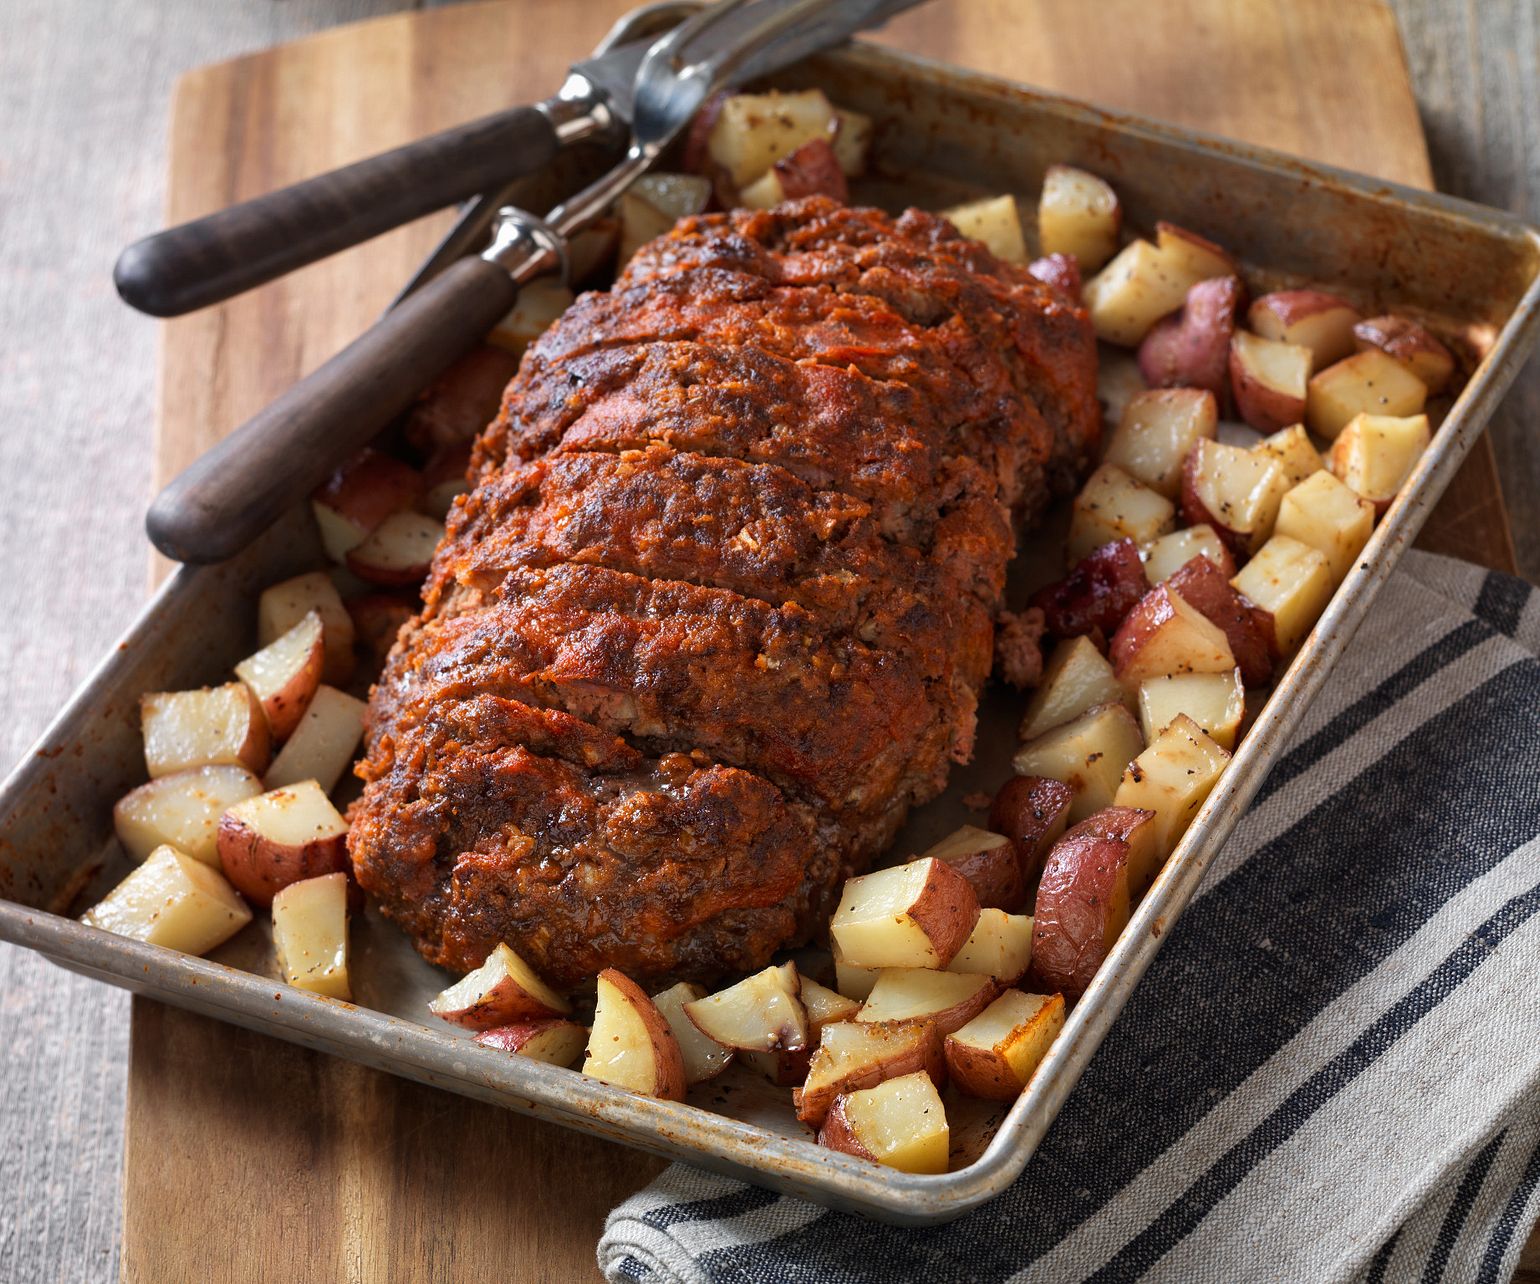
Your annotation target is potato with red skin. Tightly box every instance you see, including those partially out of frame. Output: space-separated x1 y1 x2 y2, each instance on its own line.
429 942 572 1028
1352 315 1456 394
1027 253 1081 300
1229 331 1312 434
1138 276 1244 400
920 826 1025 912
988 775 1074 882
474 1019 588 1067
1065 805 1160 898
403 344 521 454
1108 584 1236 687
581 968 687 1101
1163 555 1275 686
1028 832 1132 999
1248 290 1361 366
794 1019 946 1127
310 448 423 563
772 137 849 202
217 781 349 907
1030 538 1149 641
1180 438 1291 559
817 1072 950 1174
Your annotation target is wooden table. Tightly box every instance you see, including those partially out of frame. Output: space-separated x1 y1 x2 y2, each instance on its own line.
0 1 1535 1281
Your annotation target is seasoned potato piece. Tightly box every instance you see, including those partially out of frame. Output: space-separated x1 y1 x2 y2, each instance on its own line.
141 683 270 779
1306 349 1428 439
217 780 349 907
264 685 366 793
489 279 577 357
794 1018 944 1127
1141 525 1234 584
817 1071 950 1174
943 194 1027 263
1029 831 1131 998
81 844 252 956
582 969 686 1101
429 941 570 1028
1114 713 1231 858
706 89 837 188
1327 412 1431 514
945 991 1065 1099
113 764 263 866
683 963 808 1053
258 571 355 686
830 859 980 969
1229 331 1313 434
475 1020 589 1067
946 909 1034 984
1353 315 1455 394
1067 464 1176 563
652 982 735 1086
1104 389 1219 498
1255 424 1325 487
1019 637 1132 740
989 775 1075 880
1231 535 1335 656
1180 438 1292 557
1275 470 1375 583
235 610 325 743
1037 164 1120 270
271 872 350 1000
920 826 1024 912
1249 290 1361 366
1137 669 1245 751
857 969 999 1035
1110 584 1237 687
1012 702 1145 823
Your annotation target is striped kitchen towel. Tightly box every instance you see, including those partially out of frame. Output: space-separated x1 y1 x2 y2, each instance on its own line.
599 550 1540 1284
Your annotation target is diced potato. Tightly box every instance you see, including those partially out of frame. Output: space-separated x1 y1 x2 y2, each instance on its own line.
1137 669 1245 750
488 279 575 357
271 872 350 999
1255 424 1325 487
942 194 1027 263
945 991 1064 1100
1019 636 1132 741
1275 470 1375 583
1068 805 1162 900
946 909 1034 983
1327 412 1432 514
706 89 837 188
141 683 270 779
582 969 686 1100
794 1018 944 1126
831 106 873 176
1067 463 1176 563
1012 702 1145 823
652 982 735 1085
616 173 712 264
1353 314 1456 394
81 844 252 955
1229 331 1312 434
1104 389 1219 498
1109 584 1237 687
801 978 862 1035
1140 525 1233 584
1180 438 1292 557
475 1020 590 1067
1083 226 1234 347
258 571 355 686
235 610 325 743
817 1071 949 1174
683 963 808 1053
113 765 263 866
830 859 979 969
833 939 881 1002
1114 713 1231 857
429 942 570 1028
857 969 999 1035
217 780 349 907
1029 830 1131 996
1037 165 1120 271
919 826 1022 911
1306 349 1428 439
1248 290 1361 367
1231 535 1335 655
265 685 366 793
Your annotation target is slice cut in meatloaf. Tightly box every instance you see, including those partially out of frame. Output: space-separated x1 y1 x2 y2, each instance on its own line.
349 195 1099 988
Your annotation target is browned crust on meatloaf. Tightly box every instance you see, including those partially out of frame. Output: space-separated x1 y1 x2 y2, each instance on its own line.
349 196 1098 987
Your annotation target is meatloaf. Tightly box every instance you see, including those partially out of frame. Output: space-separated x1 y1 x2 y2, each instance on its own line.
348 196 1099 988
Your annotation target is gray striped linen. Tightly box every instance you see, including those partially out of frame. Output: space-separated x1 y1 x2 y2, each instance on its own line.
598 551 1540 1284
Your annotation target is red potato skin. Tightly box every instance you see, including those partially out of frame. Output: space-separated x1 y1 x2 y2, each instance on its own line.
680 90 728 177
402 345 521 454
1352 315 1456 394
912 860 983 967
771 137 848 203
434 981 566 1030
1157 221 1238 275
1027 253 1081 301
1028 832 1132 1000
598 968 688 1102
1179 451 1274 565
944 1034 1025 1101
793 1021 947 1126
474 1019 587 1064
1030 539 1149 641
216 815 348 908
312 448 422 532
1107 584 1181 676
1227 341 1306 435
1138 275 1245 402
1163 555 1275 682
817 1095 880 1162
937 840 1026 913
345 540 435 590
989 775 1075 882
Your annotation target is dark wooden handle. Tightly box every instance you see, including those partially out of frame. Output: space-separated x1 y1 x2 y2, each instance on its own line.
147 256 519 563
115 105 557 317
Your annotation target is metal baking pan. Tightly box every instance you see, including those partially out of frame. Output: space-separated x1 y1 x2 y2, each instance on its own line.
2 26 1537 1225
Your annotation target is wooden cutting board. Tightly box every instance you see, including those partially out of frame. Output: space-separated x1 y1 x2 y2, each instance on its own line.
125 2 1527 1280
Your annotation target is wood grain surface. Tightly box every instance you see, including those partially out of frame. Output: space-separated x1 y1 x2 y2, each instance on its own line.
0 1 1533 1281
